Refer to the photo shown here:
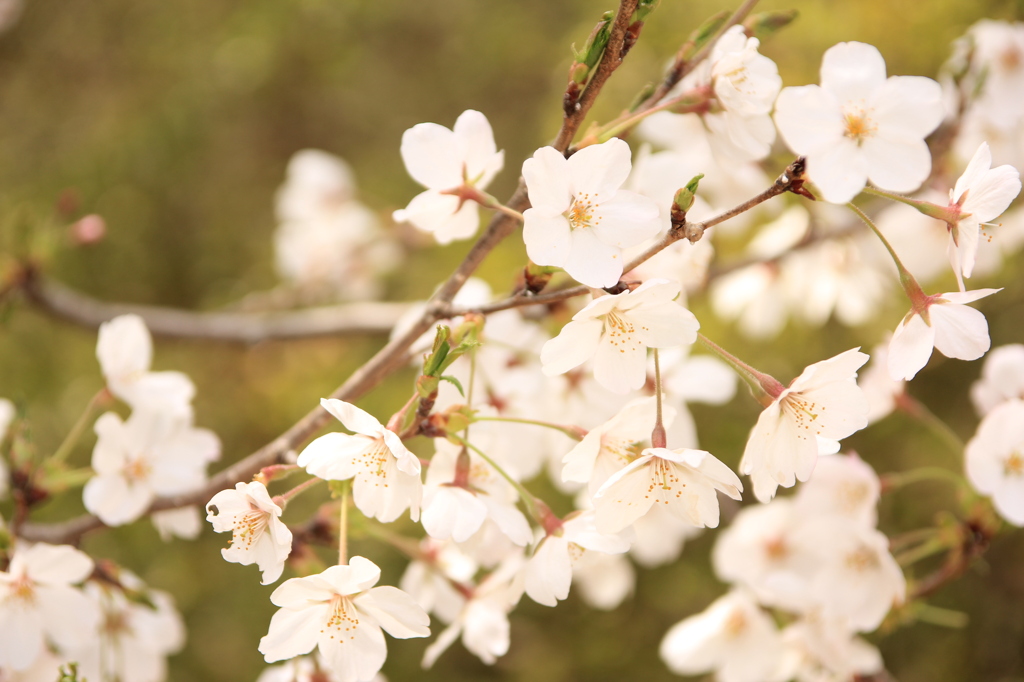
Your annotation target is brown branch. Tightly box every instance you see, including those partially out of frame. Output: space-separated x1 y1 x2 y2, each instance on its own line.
441 157 806 318
17 1 644 546
20 271 410 342
552 0 640 153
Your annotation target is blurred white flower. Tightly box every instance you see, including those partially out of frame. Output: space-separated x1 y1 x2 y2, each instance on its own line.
965 399 1024 525
774 42 943 203
84 411 219 526
0 543 100 671
393 110 504 244
858 341 905 424
970 343 1024 416
96 314 195 418
795 453 880 528
522 138 661 288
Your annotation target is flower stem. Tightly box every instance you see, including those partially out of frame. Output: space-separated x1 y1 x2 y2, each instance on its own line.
895 536 950 566
846 202 927 305
275 477 323 508
896 394 965 460
912 603 969 629
472 416 586 441
50 388 109 465
881 466 967 492
697 333 781 404
862 186 952 222
338 483 349 565
651 349 667 448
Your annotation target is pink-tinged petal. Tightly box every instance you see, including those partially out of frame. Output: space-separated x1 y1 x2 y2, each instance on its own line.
319 620 387 682
523 210 572 268
353 466 422 523
993 477 1024 526
35 585 101 651
739 402 781 475
91 412 128 475
863 135 932 194
869 76 944 140
522 147 571 213
931 302 991 361
297 432 373 480
269 576 336 608
453 109 502 184
807 138 869 204
481 496 533 546
820 42 888 100
941 288 1002 305
20 544 93 585
588 191 661 249
888 313 935 381
321 399 384 437
0 602 44 670
749 467 781 506
630 304 700 348
561 431 602 484
97 314 152 380
84 474 153 526
540 319 603 376
524 536 572 606
356 586 431 638
422 487 486 542
773 86 845 156
563 228 624 288
400 122 461 189
564 511 632 553
566 138 632 198
690 452 744 500
422 620 463 668
789 348 869 389
594 456 657 533
394 190 476 244
382 429 420 476
125 370 195 415
963 168 1022 224
341 556 384 592
433 203 482 245
954 142 994 200
593 330 648 394
793 380 870 442
258 604 325 662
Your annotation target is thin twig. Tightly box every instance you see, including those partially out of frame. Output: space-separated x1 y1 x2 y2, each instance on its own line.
21 271 410 342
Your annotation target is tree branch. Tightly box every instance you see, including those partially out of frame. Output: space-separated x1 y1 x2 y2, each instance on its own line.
19 271 409 342
18 0 644 546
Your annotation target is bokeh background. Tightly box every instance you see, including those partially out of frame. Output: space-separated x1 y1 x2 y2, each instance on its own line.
2 0 1024 680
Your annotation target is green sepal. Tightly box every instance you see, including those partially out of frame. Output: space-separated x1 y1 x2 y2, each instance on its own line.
440 374 465 397
743 9 798 42
573 11 614 72
632 0 660 22
680 11 728 62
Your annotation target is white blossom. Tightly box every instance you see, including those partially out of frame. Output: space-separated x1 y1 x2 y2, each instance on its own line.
297 399 422 523
887 288 1000 381
971 343 1024 416
522 138 661 288
0 544 100 671
393 110 504 244
207 481 294 584
541 278 699 394
259 556 429 682
965 399 1024 525
740 349 870 503
774 41 944 203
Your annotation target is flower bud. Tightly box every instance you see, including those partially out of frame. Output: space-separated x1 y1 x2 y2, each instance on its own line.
671 174 704 228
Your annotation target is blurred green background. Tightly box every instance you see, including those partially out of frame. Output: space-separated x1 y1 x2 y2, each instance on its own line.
2 0 1024 680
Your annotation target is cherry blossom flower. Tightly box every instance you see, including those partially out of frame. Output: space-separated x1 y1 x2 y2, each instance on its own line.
778 612 884 682
571 550 635 611
84 411 220 526
0 543 100 671
941 142 1021 288
422 553 523 667
400 538 477 625
858 341 905 424
96 314 195 418
970 344 1024 416
521 138 661 287
659 590 785 682
540 278 699 394
393 110 504 244
628 503 703 568
70 573 185 682
274 150 397 301
561 396 675 495
740 349 870 503
774 41 944 203
887 288 1000 381
794 453 880 529
965 399 1024 525
593 446 742 534
297 399 422 523
259 556 430 682
523 511 630 607
207 481 294 584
